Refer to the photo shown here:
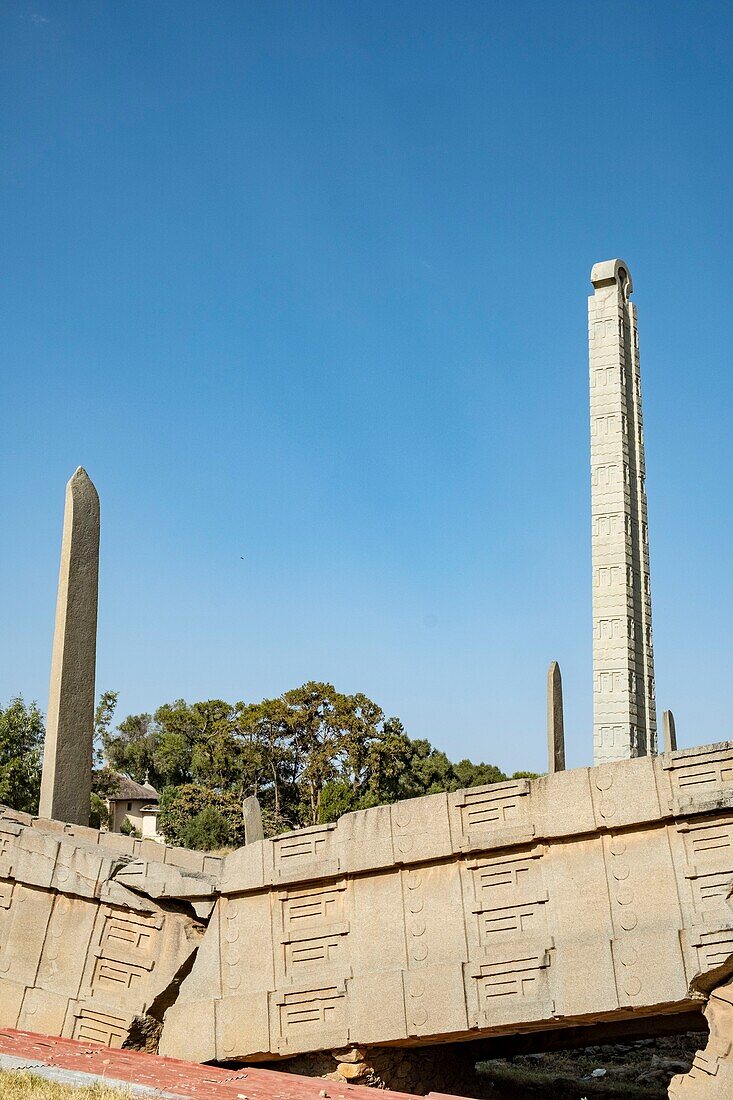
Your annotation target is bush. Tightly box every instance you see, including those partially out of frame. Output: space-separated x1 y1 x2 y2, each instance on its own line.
158 784 246 849
318 780 359 823
119 816 140 838
180 806 232 851
89 792 109 829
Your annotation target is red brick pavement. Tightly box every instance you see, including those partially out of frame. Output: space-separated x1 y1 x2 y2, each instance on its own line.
0 1029 467 1099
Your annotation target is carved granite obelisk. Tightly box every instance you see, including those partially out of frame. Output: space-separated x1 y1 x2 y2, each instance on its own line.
589 260 657 765
39 468 100 824
547 661 565 773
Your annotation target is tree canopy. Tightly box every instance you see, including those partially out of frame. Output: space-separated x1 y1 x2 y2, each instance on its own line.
1 683 535 851
102 681 529 847
0 697 44 813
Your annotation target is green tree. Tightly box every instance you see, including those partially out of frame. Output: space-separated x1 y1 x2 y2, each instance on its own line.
89 792 109 830
155 699 240 789
0 697 44 813
119 816 140 838
180 806 232 851
157 784 246 849
277 682 393 826
400 739 457 796
360 718 414 806
103 682 519 843
104 699 244 791
318 717 417 819
103 711 157 784
235 696 294 820
454 758 507 789
94 690 119 747
279 682 342 826
318 779 359 822
92 689 120 824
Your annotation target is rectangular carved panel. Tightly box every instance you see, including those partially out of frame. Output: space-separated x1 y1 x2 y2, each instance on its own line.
283 929 348 975
0 823 22 880
468 947 553 1026
100 911 162 957
453 782 534 850
686 821 733 860
468 847 546 910
0 880 14 910
477 953 548 1001
72 1008 129 1047
690 928 733 971
280 882 346 934
689 870 733 908
271 826 338 882
271 983 348 1053
665 748 733 812
91 957 151 995
677 817 733 925
276 881 350 984
459 782 530 830
478 901 546 943
76 906 165 1023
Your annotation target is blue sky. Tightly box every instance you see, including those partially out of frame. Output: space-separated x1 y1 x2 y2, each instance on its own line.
1 1 731 774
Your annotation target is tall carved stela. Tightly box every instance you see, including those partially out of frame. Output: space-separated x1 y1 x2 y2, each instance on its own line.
589 260 657 765
39 467 100 824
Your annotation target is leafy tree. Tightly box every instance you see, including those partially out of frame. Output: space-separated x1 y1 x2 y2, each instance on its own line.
103 711 157 784
92 691 120 799
90 690 122 826
102 681 522 844
119 816 140 838
279 682 343 826
338 692 385 795
454 758 507 789
92 766 120 800
318 779 360 822
158 784 246 849
359 718 414 806
0 697 44 813
401 740 457 796
89 792 110 829
95 690 119 746
273 683 410 825
103 699 246 792
260 805 292 838
235 696 292 819
180 806 232 851
154 699 240 789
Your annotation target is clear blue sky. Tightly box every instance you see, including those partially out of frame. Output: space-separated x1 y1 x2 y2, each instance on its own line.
1 1 731 774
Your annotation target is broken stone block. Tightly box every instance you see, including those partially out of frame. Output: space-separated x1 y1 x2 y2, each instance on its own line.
332 1046 366 1063
338 1062 369 1079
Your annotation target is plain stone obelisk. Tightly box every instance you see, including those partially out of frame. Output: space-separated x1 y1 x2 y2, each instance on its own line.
662 709 678 753
547 661 565 773
39 468 100 824
589 260 657 765
243 795 264 843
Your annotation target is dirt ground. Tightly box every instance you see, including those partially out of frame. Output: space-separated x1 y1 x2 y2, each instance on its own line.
474 1033 704 1099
